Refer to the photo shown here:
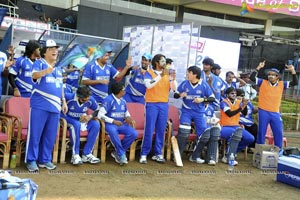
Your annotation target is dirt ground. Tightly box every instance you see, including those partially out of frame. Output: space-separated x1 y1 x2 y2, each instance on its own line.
8 151 300 200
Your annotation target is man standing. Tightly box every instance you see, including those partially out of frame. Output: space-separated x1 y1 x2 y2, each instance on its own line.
9 40 41 97
26 40 68 172
82 51 132 104
123 53 151 104
201 58 222 109
174 66 215 163
250 61 298 149
139 54 170 164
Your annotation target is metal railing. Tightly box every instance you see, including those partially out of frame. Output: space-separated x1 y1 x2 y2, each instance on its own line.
0 3 18 18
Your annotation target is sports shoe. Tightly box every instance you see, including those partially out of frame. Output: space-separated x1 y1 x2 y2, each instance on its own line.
82 154 100 164
119 154 128 166
189 155 205 164
38 162 56 170
221 156 238 166
139 155 147 164
151 155 166 163
71 154 83 165
111 151 128 165
27 161 39 172
208 160 216 166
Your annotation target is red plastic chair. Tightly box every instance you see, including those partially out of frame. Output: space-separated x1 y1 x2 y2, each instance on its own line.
2 97 59 166
0 115 12 169
265 124 288 147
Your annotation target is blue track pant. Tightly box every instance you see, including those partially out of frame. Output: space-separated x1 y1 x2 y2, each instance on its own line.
26 108 59 164
106 123 137 157
141 102 168 156
221 126 255 152
257 108 283 148
64 116 100 155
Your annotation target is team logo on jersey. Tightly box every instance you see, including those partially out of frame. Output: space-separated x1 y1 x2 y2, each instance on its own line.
96 70 99 73
207 111 212 116
83 107 88 112
112 106 116 110
121 105 125 110
25 64 30 69
196 90 202 94
106 69 110 75
185 88 189 93
70 105 75 110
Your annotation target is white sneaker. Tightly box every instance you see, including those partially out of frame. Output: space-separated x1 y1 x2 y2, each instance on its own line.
151 155 166 163
82 154 100 164
221 156 238 166
189 155 205 164
71 154 83 165
208 160 216 166
139 155 147 164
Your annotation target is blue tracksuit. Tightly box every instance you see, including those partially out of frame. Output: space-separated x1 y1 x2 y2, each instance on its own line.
61 93 100 155
82 60 118 103
102 94 138 157
178 79 215 137
26 59 63 164
123 68 147 104
9 56 34 97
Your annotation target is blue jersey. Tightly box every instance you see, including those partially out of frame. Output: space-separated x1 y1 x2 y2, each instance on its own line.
102 94 128 122
240 101 255 126
82 60 118 103
201 73 224 107
125 68 146 96
30 59 63 113
0 51 7 97
204 104 215 128
63 83 73 94
64 93 98 120
66 70 80 88
9 56 33 94
177 79 214 113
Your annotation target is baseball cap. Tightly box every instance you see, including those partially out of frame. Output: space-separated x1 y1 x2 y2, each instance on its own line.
266 68 280 74
45 39 59 48
104 46 113 53
142 53 152 61
212 63 221 70
94 50 105 60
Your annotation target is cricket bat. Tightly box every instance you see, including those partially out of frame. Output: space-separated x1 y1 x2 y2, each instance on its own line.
171 136 183 167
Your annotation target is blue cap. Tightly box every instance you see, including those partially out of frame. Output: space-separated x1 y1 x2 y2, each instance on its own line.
94 50 105 60
142 53 152 61
267 68 280 74
104 46 113 53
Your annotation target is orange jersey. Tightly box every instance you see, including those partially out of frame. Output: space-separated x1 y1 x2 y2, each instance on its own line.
220 98 241 126
145 69 170 103
258 80 284 112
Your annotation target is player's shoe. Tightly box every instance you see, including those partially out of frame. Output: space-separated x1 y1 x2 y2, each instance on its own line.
111 151 128 165
208 160 217 166
221 156 238 166
82 154 100 164
151 155 166 163
27 161 39 172
139 155 147 164
38 162 56 170
189 155 205 164
71 154 83 165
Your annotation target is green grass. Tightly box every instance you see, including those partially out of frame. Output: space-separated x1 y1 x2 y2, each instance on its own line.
252 99 299 131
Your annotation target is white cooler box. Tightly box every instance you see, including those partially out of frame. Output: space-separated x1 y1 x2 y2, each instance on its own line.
277 156 300 188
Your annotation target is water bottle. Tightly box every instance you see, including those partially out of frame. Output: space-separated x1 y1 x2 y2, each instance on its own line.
10 152 17 169
228 153 235 171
